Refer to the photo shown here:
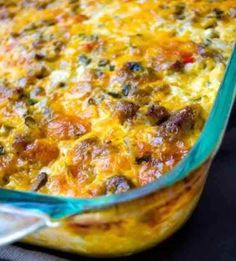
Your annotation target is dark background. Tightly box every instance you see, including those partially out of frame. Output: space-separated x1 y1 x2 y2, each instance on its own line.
5 102 236 261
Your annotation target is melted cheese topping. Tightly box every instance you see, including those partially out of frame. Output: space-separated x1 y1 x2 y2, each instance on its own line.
0 0 235 197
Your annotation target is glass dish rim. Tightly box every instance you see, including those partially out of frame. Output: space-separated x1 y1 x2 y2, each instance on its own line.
0 45 235 218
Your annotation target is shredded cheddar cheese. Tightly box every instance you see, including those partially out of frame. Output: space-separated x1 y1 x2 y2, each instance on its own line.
0 0 235 197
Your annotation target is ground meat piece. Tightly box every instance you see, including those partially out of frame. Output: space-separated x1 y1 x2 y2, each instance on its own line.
13 135 31 152
135 155 151 165
105 175 134 195
138 161 162 186
170 60 185 71
69 138 111 168
212 8 225 19
126 62 144 72
32 172 48 191
115 100 140 122
160 105 202 139
68 138 109 184
25 140 59 165
70 138 98 166
154 84 171 95
47 114 90 140
117 63 158 88
146 104 170 125
130 87 153 106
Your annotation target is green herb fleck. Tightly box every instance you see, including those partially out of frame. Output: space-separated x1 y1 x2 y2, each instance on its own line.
109 65 115 71
79 54 91 66
58 82 67 88
88 98 96 105
122 84 131 96
107 92 122 99
0 144 5 156
135 155 151 165
28 98 38 105
30 87 44 99
25 116 37 127
98 59 110 67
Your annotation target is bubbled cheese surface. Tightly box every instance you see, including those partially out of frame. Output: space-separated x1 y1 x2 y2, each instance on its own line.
0 0 235 197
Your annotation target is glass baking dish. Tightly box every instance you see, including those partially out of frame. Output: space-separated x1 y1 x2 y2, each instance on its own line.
0 45 235 257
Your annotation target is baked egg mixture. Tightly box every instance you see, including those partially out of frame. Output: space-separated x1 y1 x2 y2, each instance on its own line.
0 0 235 197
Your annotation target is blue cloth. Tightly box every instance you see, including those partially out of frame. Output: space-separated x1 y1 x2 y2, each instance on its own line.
0 245 67 261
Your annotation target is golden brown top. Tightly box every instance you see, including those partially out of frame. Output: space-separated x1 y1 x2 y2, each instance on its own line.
0 0 235 197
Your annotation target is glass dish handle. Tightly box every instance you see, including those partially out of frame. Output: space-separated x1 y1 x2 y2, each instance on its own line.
0 204 56 246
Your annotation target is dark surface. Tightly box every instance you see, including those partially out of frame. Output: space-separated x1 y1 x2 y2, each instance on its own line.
6 103 236 260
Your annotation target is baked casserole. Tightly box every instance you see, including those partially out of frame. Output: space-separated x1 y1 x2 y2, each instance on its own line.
0 0 235 256
0 0 235 196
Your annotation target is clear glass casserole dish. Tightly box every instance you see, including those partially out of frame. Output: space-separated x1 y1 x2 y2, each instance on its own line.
0 45 235 257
